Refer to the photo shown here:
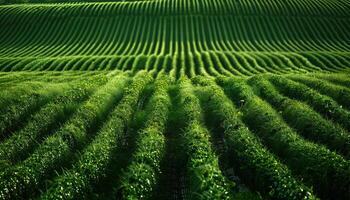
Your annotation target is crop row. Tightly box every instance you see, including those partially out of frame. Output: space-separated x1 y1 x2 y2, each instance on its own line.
193 76 316 199
0 52 349 78
1 0 348 17
0 14 349 58
218 77 350 199
1 1 349 76
40 72 152 199
0 72 349 199
0 73 129 199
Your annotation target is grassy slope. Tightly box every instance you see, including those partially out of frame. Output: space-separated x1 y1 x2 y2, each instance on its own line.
0 0 349 77
0 0 349 199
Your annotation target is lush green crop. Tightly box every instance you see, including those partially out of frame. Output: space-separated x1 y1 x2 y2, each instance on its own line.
0 0 349 78
0 0 349 199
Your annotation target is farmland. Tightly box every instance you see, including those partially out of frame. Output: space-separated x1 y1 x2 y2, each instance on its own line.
0 0 349 199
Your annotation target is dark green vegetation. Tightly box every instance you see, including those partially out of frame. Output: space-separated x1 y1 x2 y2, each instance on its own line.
0 0 349 199
0 72 349 200
0 0 350 78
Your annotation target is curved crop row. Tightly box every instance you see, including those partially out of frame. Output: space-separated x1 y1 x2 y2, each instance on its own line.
268 75 350 132
0 82 75 139
219 77 350 199
39 72 152 200
0 1 349 77
0 83 94 165
0 72 348 199
176 78 233 199
119 75 169 199
289 75 350 110
0 74 130 199
193 76 316 200
312 73 350 88
1 51 348 77
1 0 348 17
248 76 350 158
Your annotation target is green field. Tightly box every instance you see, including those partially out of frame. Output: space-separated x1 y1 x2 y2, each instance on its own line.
0 0 349 199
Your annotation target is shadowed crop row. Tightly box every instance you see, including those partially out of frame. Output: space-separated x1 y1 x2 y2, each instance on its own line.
0 0 349 76
0 71 349 199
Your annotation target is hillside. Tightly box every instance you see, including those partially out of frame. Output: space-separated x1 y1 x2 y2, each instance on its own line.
0 0 350 77
0 0 349 199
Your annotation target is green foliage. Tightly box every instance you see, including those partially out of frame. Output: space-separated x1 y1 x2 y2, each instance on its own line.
220 77 350 200
119 75 169 199
39 72 152 200
248 75 350 158
194 76 316 200
289 75 350 110
178 78 233 200
0 82 72 138
0 1 349 77
0 71 349 199
269 75 350 131
0 0 349 199
0 74 129 199
0 83 94 164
